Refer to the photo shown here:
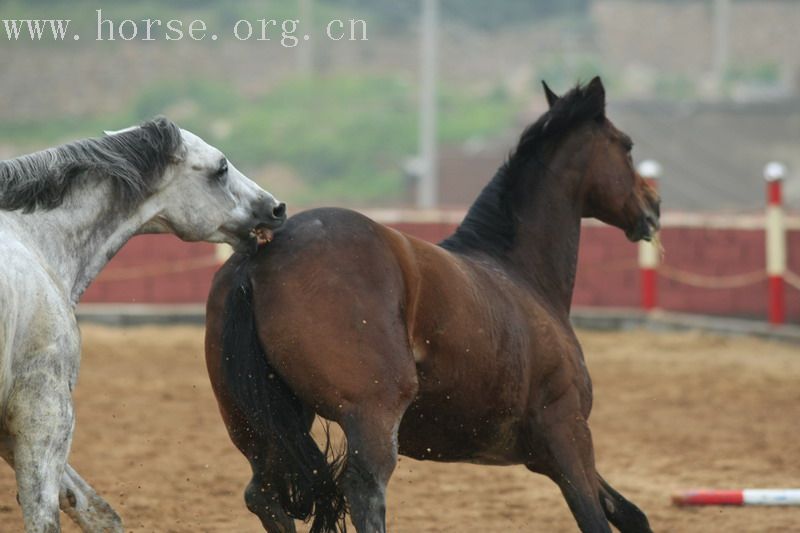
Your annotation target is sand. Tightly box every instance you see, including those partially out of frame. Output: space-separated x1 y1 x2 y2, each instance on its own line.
1 325 798 532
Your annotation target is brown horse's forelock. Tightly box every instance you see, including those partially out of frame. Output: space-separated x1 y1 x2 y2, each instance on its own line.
440 81 605 257
0 117 182 214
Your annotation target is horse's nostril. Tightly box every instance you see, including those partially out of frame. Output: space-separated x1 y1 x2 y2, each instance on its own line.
272 202 286 220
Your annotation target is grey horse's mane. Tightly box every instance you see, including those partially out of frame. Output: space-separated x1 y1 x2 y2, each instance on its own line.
0 117 183 213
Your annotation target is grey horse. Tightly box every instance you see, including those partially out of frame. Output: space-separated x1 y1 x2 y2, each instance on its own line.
0 117 285 532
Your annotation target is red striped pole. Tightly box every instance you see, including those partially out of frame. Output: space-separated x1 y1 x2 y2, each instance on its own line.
764 162 787 325
637 160 662 311
673 489 800 506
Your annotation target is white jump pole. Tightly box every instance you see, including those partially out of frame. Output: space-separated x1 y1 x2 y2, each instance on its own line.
673 489 800 506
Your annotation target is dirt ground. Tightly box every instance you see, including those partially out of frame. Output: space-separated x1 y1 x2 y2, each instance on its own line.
1 325 798 532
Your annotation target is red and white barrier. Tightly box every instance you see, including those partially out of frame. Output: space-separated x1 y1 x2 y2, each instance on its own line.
637 160 662 311
673 489 800 506
764 162 788 325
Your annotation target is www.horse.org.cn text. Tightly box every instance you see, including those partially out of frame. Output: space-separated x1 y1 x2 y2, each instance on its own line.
1 9 368 46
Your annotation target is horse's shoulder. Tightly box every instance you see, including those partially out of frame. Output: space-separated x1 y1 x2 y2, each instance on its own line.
0 239 43 298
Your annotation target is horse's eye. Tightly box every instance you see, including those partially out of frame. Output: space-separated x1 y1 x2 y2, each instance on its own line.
213 158 228 180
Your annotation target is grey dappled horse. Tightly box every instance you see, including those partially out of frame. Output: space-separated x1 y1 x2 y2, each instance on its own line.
0 118 285 532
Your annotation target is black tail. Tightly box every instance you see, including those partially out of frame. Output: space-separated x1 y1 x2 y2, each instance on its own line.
221 259 348 533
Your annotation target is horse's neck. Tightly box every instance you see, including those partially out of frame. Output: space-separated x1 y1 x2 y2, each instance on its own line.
7 183 159 306
509 162 584 316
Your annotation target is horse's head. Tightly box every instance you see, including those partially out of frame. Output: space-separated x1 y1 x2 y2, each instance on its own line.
544 77 661 242
109 119 286 250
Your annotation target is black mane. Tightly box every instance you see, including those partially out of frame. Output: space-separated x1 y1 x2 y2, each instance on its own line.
440 80 605 257
0 117 182 213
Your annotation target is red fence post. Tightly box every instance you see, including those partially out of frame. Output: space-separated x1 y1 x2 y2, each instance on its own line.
764 162 787 325
637 160 662 312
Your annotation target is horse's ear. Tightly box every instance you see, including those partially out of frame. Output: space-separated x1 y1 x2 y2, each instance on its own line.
168 143 187 164
103 126 138 136
585 76 606 117
542 80 559 108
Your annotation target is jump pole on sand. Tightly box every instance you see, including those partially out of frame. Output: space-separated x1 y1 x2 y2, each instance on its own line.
637 160 662 311
673 489 800 506
764 162 787 325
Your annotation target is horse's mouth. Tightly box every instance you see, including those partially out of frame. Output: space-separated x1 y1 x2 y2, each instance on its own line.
221 226 273 252
251 225 275 246
626 212 660 242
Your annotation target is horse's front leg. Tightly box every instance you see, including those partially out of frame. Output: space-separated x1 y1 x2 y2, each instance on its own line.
526 385 611 533
5 363 74 533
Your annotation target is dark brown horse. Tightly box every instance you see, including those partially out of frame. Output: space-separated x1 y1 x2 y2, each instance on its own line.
205 77 658 533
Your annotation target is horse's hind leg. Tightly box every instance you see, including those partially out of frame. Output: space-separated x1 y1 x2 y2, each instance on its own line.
596 475 651 533
227 402 316 532
526 388 611 533
340 407 406 533
59 464 123 532
1 439 122 533
241 412 316 533
6 371 74 532
244 468 296 533
336 362 416 533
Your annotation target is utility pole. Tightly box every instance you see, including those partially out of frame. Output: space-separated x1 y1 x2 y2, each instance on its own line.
417 0 439 208
712 0 731 94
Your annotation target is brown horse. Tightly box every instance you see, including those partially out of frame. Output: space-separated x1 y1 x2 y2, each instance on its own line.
205 77 658 533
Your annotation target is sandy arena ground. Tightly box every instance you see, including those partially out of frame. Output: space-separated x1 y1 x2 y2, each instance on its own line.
1 325 798 532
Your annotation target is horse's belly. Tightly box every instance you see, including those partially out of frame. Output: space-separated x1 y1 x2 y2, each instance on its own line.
397 393 524 465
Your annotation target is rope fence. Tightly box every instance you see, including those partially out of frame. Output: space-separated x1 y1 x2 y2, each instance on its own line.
784 270 800 291
93 255 220 282
656 265 767 290
634 159 799 324
90 251 800 291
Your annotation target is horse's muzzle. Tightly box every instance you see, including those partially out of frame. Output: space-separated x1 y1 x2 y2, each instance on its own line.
243 200 287 249
626 202 660 242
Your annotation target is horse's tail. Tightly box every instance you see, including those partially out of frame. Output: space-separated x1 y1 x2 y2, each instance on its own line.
221 259 347 533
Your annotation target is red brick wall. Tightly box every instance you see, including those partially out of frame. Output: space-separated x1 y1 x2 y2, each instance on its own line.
574 226 639 308
82 235 219 304
82 218 800 324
